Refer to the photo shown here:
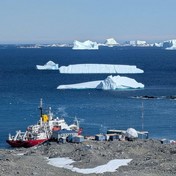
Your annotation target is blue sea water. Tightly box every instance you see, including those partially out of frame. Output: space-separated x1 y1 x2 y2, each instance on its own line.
0 46 176 148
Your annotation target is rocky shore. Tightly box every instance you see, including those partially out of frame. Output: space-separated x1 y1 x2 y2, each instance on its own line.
1 139 176 176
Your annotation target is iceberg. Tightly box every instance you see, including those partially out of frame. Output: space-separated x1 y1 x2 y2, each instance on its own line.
58 80 101 89
36 61 59 70
18 44 41 49
59 64 144 74
104 38 119 47
125 40 149 46
57 75 144 90
153 39 176 50
72 40 99 50
153 42 163 47
163 39 176 50
45 44 69 47
96 75 144 90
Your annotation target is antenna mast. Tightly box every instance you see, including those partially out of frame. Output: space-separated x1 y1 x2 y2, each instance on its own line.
39 98 43 118
141 101 144 132
39 98 43 127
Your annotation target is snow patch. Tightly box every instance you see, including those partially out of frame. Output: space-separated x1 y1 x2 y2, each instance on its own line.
47 157 132 174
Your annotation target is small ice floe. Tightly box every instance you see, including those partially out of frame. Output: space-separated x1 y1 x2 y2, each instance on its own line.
16 153 25 156
47 157 132 174
36 61 59 70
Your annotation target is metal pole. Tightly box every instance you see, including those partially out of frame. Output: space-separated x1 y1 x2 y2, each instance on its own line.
141 101 144 139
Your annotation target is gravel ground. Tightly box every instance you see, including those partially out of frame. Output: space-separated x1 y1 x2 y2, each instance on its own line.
1 139 176 176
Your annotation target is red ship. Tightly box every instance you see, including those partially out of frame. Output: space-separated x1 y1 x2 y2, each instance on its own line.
6 99 81 148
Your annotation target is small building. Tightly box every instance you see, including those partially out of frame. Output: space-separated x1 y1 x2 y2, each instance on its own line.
72 135 85 143
51 129 77 142
137 131 149 139
107 134 118 141
95 134 105 141
107 129 149 140
107 129 126 135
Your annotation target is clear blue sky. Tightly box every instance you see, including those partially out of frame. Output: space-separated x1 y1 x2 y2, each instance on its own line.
0 0 176 44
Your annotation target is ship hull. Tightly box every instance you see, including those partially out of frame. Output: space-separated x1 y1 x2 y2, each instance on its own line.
6 140 25 148
6 139 48 148
23 139 48 148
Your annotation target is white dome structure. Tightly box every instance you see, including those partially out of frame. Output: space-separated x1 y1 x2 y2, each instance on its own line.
125 128 138 139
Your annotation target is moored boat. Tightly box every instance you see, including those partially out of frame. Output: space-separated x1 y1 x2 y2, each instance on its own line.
6 99 81 148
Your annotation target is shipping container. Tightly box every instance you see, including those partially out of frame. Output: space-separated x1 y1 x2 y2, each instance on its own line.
51 129 77 141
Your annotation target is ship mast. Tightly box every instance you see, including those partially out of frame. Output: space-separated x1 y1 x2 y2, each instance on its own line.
39 98 43 126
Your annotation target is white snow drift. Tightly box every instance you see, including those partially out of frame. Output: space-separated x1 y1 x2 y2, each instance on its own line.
36 61 59 70
47 157 132 174
57 75 144 90
72 40 99 50
59 64 144 74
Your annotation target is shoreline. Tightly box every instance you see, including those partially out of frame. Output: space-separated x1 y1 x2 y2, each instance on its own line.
1 139 176 176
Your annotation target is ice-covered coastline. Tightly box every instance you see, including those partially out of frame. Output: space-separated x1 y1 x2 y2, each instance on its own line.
1 139 176 176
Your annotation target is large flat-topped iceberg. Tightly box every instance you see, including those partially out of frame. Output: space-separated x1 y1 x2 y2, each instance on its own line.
72 40 99 50
36 61 59 70
59 64 143 74
57 75 144 90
